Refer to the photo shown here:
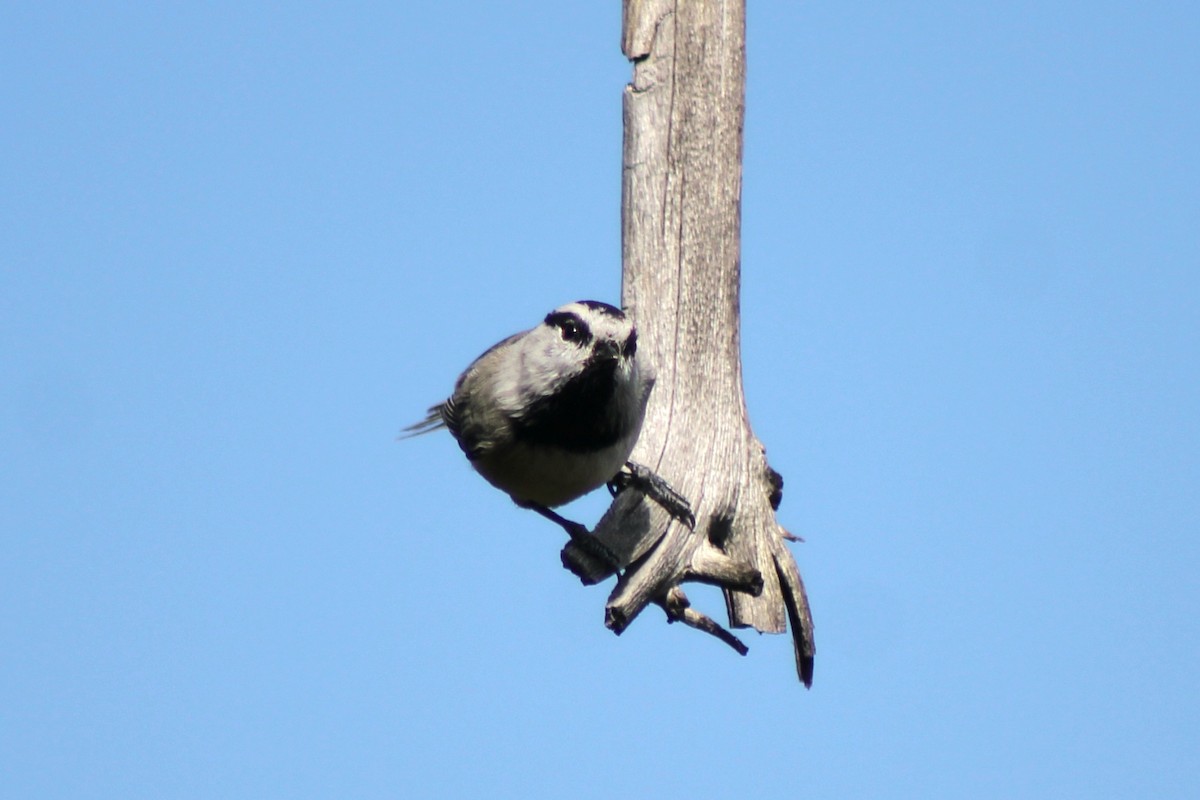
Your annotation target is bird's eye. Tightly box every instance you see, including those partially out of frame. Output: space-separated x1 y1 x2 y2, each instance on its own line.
622 329 637 357
559 318 581 342
545 311 591 345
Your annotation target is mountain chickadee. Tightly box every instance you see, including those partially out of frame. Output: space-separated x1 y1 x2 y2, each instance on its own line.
403 300 694 567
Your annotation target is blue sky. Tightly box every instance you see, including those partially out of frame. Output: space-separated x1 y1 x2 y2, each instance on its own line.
3 2 1198 798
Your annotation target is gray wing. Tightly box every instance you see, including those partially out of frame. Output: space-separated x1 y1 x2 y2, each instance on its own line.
399 331 524 455
400 390 496 463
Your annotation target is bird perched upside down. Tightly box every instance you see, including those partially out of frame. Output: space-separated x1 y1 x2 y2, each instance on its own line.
403 300 694 568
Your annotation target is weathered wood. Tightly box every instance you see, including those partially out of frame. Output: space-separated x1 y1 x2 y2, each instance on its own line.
562 0 815 686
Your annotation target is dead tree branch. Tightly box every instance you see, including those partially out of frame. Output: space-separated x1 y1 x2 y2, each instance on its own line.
561 0 815 686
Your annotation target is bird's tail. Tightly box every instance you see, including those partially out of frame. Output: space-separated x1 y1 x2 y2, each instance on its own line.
398 405 447 440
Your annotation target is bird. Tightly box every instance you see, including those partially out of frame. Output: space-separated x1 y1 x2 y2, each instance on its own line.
403 300 693 567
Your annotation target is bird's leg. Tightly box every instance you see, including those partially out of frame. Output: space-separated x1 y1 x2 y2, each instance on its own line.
523 502 621 571
607 461 696 530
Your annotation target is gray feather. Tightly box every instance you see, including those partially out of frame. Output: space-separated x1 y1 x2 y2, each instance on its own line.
398 404 448 439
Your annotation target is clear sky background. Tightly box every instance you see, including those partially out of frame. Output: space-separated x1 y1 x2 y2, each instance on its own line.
3 3 1198 798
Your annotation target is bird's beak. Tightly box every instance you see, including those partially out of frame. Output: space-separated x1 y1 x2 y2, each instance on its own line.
592 339 620 363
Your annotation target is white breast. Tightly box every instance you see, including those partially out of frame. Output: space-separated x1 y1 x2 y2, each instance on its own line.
471 433 638 508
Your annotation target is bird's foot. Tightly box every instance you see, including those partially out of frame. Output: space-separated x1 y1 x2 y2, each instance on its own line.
608 461 696 530
526 502 621 571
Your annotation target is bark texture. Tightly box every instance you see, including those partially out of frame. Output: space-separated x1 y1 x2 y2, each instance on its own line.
561 0 815 686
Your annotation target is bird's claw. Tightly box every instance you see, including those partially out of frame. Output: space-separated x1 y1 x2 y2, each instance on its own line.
608 461 696 530
526 502 622 571
564 523 622 572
